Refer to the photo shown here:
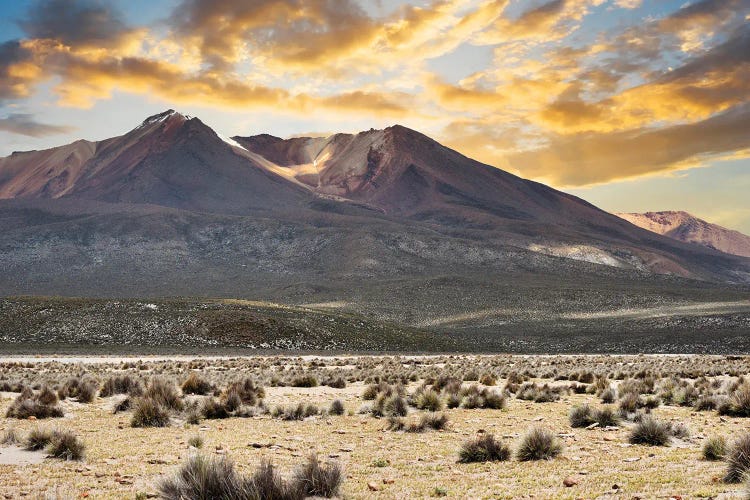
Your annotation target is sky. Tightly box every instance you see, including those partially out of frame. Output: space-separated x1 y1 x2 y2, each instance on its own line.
0 0 749 232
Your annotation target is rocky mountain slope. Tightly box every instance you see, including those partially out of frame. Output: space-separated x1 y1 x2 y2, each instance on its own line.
0 110 749 346
617 211 750 258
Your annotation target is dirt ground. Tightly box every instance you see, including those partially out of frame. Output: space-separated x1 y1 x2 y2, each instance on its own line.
0 356 748 499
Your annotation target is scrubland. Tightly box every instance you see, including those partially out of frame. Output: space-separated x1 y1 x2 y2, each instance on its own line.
1 355 750 499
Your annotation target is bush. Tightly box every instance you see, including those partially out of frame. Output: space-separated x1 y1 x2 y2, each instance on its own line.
37 386 58 406
421 413 449 431
291 375 318 388
719 385 750 417
246 460 297 499
362 384 379 400
703 436 727 461
416 389 443 412
482 390 506 410
131 398 171 427
669 421 690 440
479 373 496 386
223 391 242 412
569 404 594 428
188 435 204 449
6 389 64 419
274 403 318 421
158 454 343 500
224 378 265 406
446 394 461 409
594 407 620 427
695 396 718 411
725 433 750 483
373 394 408 417
458 434 511 463
181 373 213 395
201 398 229 419
293 454 343 498
100 375 143 397
459 386 506 410
158 455 245 500
1 427 21 445
77 378 99 403
47 430 85 460
601 388 616 404
619 392 640 414
326 377 346 389
629 416 670 446
516 427 562 461
113 397 132 414
517 383 561 403
329 400 345 416
25 427 53 451
185 408 202 425
145 378 183 411
385 416 405 431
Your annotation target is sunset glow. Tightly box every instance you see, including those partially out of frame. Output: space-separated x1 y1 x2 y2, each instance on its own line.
1 0 748 230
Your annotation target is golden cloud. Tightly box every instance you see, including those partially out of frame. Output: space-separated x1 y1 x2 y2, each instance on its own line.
1 0 749 190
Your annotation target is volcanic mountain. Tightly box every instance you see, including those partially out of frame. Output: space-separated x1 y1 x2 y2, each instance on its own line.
0 110 312 214
233 127 621 228
617 211 750 258
0 110 749 348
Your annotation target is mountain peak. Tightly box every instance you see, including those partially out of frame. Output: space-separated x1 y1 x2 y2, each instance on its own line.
618 211 750 257
139 109 191 128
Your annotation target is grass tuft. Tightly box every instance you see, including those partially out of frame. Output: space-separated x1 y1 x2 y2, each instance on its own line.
458 434 511 463
516 427 562 461
629 416 671 446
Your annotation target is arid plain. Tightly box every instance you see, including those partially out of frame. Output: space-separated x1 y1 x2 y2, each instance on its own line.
1 355 750 499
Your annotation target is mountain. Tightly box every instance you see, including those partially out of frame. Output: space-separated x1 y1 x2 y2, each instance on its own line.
617 211 750 258
1 110 749 350
234 126 621 228
0 110 314 215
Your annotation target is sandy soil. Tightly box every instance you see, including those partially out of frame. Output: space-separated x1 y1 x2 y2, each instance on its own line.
0 357 748 499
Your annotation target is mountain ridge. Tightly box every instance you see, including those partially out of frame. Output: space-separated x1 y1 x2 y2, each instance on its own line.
617 211 750 258
0 109 748 298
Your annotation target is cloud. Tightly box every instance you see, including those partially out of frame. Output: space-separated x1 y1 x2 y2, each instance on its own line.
614 0 641 8
475 0 605 45
20 0 138 49
0 40 36 99
0 113 75 137
0 0 748 192
506 103 750 186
